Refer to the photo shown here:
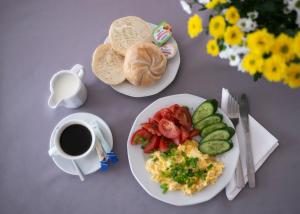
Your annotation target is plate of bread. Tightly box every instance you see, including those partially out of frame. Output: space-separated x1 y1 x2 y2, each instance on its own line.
91 16 180 97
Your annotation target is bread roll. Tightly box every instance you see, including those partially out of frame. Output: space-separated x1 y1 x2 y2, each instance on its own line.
124 42 167 87
109 16 152 56
92 43 125 85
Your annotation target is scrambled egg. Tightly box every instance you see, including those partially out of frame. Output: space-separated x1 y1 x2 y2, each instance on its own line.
145 140 224 195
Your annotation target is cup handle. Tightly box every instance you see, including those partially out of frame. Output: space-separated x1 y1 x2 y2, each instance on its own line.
48 146 58 156
70 64 84 79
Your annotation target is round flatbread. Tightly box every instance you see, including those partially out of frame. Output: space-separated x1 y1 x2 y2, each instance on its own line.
92 43 125 85
108 16 152 56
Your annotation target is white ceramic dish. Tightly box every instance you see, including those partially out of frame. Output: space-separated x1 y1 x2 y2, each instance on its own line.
49 112 113 175
127 94 239 206
104 23 180 97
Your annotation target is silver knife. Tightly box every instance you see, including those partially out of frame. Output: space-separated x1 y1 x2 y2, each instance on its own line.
239 94 256 188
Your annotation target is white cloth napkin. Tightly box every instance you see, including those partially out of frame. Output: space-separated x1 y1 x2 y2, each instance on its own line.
221 88 279 200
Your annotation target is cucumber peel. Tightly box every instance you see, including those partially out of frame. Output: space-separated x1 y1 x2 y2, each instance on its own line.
199 140 232 155
201 127 235 143
194 114 223 131
192 99 218 124
201 122 227 137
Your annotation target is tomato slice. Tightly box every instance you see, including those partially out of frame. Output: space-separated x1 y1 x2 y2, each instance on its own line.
189 129 200 138
173 106 192 130
130 129 152 145
180 126 190 143
160 108 173 120
159 137 169 152
168 104 180 113
144 135 160 153
153 111 162 123
142 121 161 136
172 137 181 145
158 118 181 139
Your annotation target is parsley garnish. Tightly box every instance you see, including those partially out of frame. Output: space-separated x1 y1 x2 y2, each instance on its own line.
160 183 168 193
207 164 213 170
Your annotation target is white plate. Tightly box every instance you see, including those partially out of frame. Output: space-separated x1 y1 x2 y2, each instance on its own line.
104 23 180 97
127 94 239 206
49 112 113 175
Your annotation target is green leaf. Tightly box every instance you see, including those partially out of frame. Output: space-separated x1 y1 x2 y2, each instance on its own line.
253 72 262 81
160 183 169 194
198 7 207 11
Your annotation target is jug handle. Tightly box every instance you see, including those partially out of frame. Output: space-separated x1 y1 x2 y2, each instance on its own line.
70 64 84 79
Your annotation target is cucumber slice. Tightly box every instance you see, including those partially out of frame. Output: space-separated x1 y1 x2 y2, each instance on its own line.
192 99 218 124
194 114 223 131
201 127 235 143
201 122 227 137
199 140 233 155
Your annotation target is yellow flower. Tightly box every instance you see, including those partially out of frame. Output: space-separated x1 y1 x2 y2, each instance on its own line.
225 6 240 24
247 29 275 55
284 63 300 88
272 33 295 62
187 14 203 39
224 25 244 45
293 32 300 58
206 39 220 56
262 55 286 82
242 53 264 75
205 0 219 9
209 15 226 39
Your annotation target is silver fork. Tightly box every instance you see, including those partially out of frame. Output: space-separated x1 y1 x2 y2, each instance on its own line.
227 94 245 188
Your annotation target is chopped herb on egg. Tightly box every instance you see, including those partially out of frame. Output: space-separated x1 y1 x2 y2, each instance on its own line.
207 163 213 170
153 157 159 162
160 183 168 193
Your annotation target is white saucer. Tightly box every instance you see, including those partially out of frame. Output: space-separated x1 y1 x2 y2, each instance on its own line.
49 112 113 175
104 23 180 98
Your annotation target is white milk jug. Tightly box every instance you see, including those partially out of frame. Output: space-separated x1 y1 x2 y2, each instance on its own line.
48 64 87 109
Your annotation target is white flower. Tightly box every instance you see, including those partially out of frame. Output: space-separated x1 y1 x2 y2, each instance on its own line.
229 54 241 67
237 18 257 32
247 11 259 19
180 0 192 14
284 0 300 27
219 44 232 59
198 0 210 4
284 0 300 12
232 45 249 55
238 61 246 73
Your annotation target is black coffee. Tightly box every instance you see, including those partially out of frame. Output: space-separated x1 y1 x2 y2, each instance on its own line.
59 124 92 156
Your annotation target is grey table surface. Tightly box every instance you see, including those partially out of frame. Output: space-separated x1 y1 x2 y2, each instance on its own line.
1 0 300 213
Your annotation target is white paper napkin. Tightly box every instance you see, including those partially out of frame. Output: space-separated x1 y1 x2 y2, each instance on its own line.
221 88 279 200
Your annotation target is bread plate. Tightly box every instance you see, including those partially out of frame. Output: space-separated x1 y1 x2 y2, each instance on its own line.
104 23 180 98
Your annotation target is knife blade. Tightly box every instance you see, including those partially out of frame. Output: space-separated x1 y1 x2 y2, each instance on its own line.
239 94 256 188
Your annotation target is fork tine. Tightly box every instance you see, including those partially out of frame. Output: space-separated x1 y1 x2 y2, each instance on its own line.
227 95 232 115
233 95 239 114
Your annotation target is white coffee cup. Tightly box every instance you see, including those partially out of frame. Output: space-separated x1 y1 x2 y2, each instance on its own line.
48 120 96 160
48 64 87 109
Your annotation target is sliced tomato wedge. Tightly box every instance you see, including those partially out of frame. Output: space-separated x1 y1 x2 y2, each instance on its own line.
142 121 161 136
153 111 162 123
144 135 160 153
159 137 169 152
180 126 190 143
168 104 180 113
158 118 181 139
189 129 200 138
173 106 192 130
172 137 181 145
130 129 152 145
160 108 173 120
